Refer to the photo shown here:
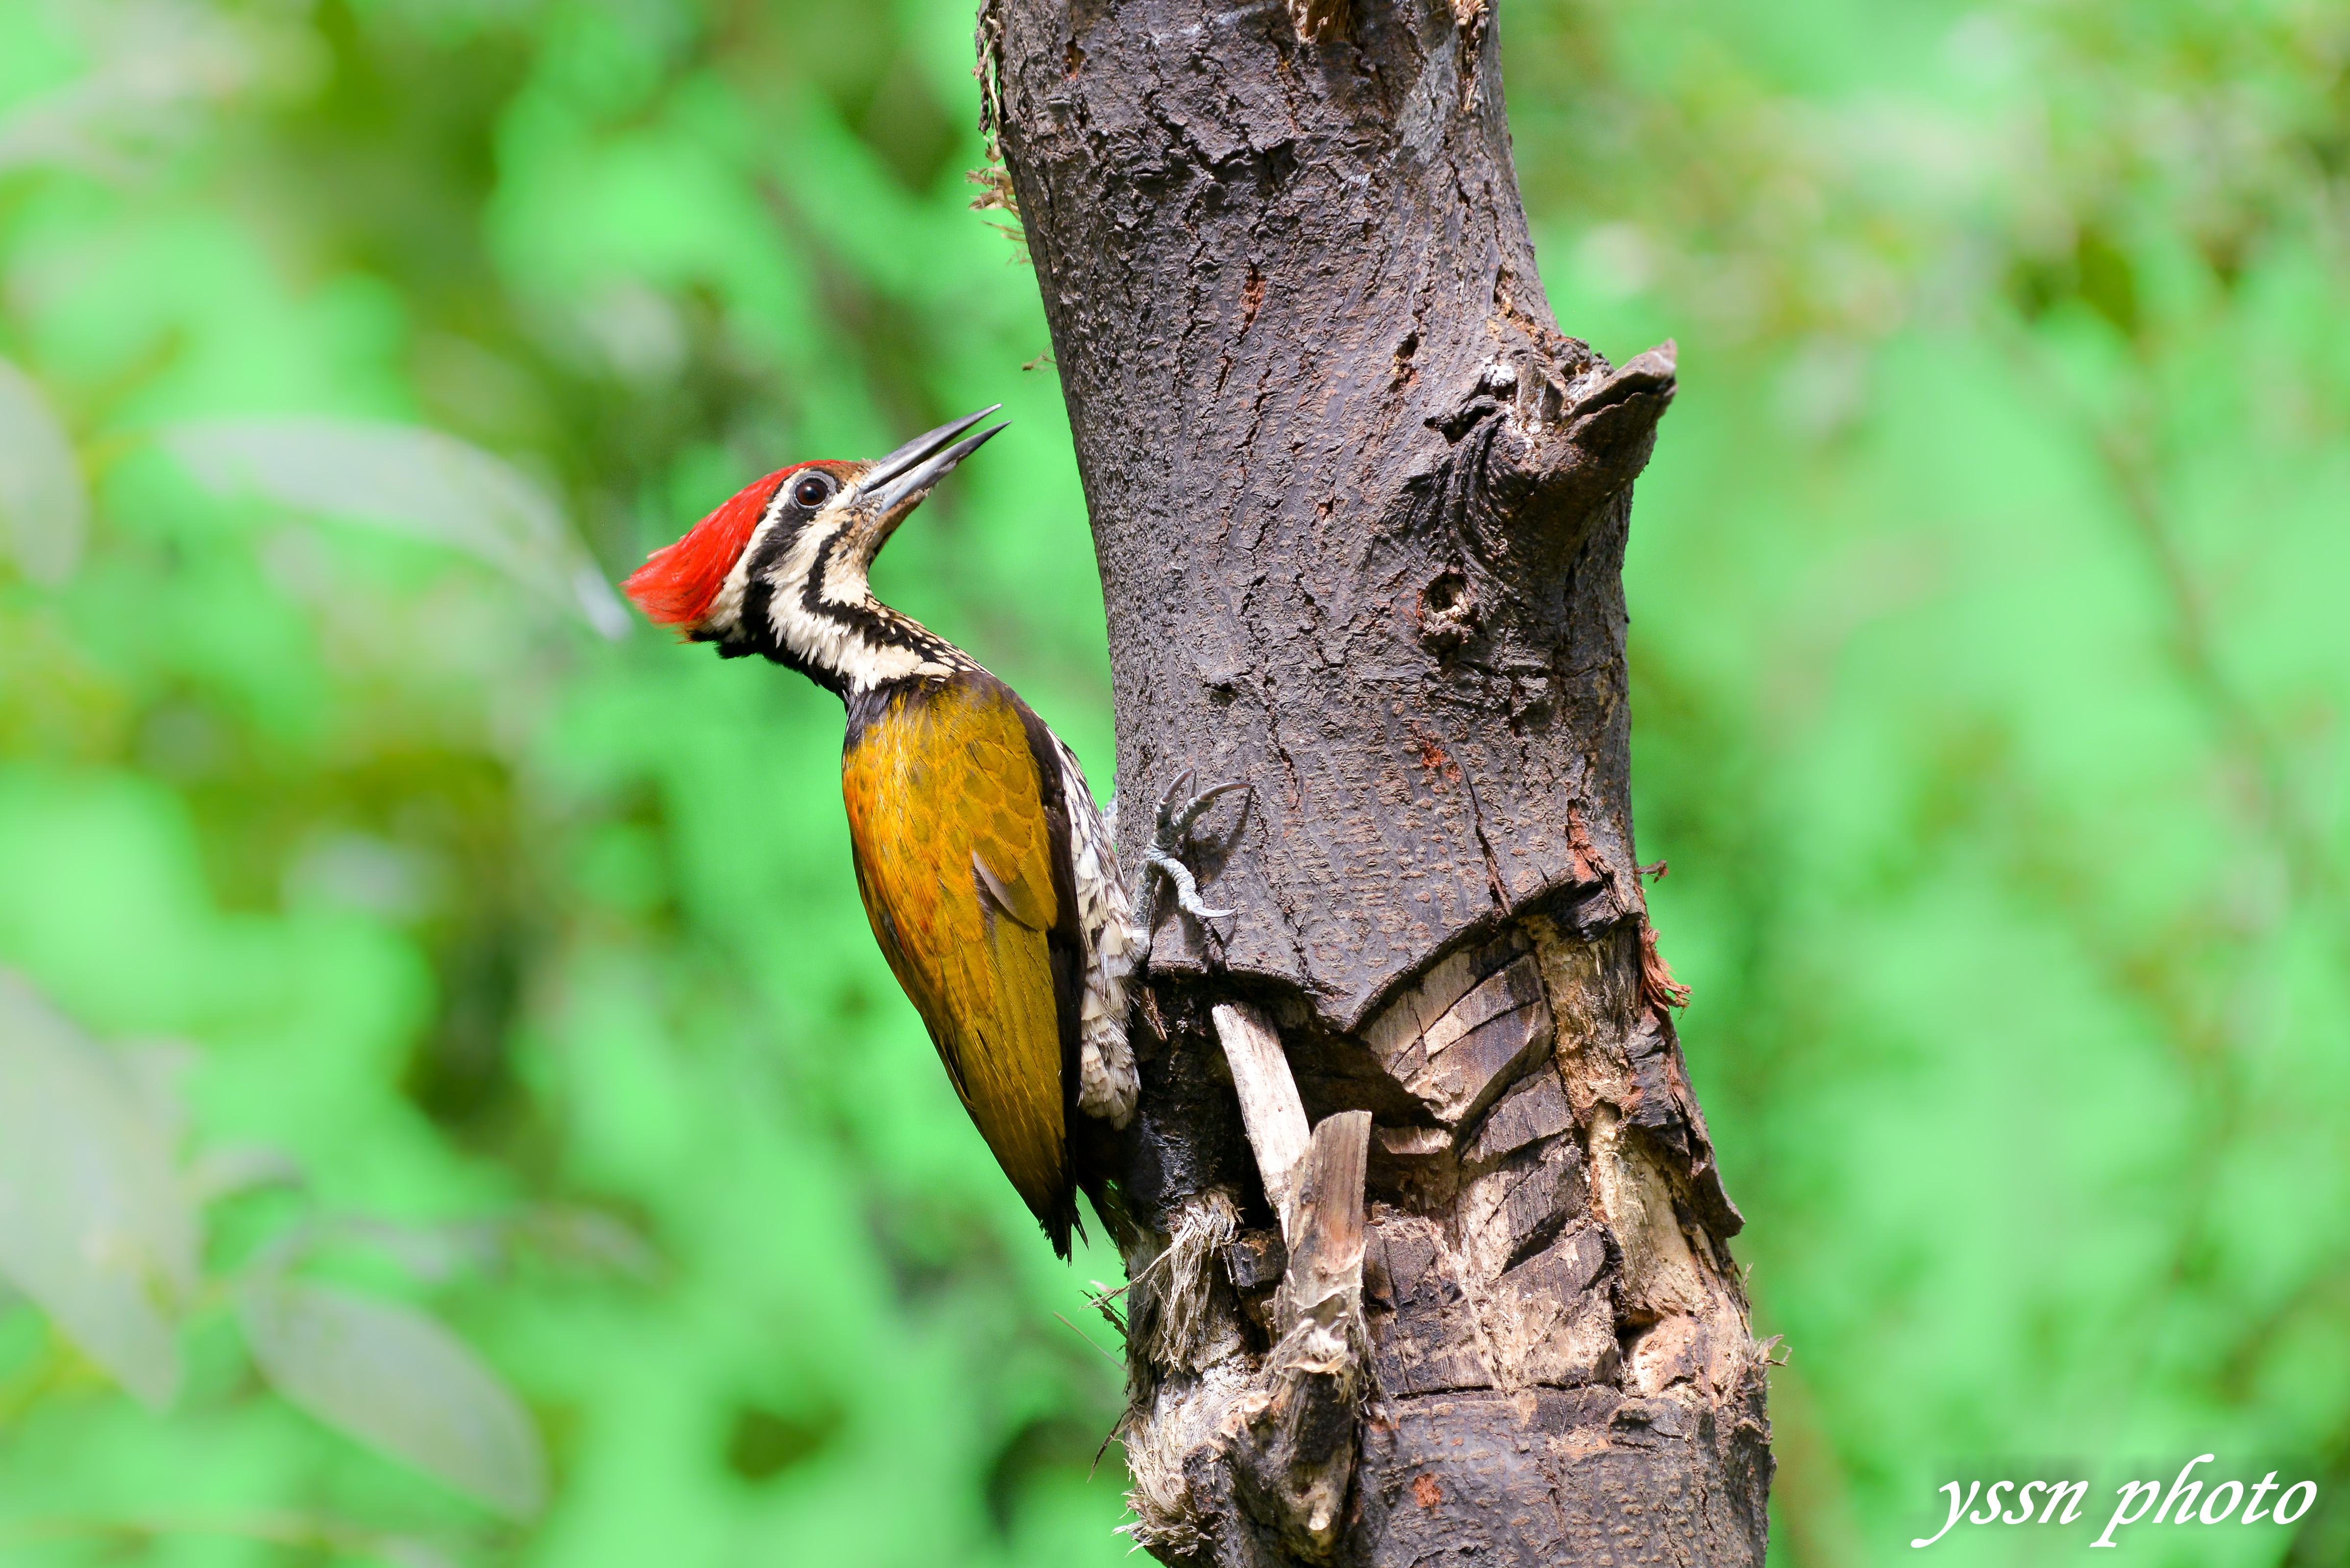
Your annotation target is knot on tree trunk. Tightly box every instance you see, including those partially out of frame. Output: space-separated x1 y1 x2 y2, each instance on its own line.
1422 341 1680 573
1405 342 1675 676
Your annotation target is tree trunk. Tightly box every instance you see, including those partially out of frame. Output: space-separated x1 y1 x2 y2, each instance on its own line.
983 2 1772 1561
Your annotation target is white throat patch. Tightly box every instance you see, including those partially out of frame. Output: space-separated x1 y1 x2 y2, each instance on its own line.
715 501 957 692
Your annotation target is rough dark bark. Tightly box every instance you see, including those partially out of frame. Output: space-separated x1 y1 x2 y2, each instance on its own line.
984 1 1771 1561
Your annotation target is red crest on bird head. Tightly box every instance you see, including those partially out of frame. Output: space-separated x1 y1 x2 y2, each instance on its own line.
622 464 816 629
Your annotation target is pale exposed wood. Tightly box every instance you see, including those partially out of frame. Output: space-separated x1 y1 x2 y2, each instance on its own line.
1275 1110 1371 1332
1286 0 1350 44
1228 1109 1371 1561
1212 1001 1313 1224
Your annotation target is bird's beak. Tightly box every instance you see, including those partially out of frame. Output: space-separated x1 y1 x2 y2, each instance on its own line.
855 406 1010 540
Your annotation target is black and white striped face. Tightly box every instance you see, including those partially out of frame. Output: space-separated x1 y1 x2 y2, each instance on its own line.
685 408 1008 692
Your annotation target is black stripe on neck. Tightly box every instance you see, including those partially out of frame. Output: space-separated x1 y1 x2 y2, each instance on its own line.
721 518 960 697
802 527 953 664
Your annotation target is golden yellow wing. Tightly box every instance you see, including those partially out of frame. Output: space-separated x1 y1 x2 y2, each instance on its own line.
840 675 1073 1248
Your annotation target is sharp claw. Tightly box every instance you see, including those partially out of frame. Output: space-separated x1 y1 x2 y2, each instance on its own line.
1168 780 1249 839
1133 770 1251 970
1153 777 1250 852
1158 768 1195 810
1147 848 1234 923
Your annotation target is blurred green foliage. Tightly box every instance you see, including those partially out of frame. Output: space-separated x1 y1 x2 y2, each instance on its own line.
0 1 2342 1565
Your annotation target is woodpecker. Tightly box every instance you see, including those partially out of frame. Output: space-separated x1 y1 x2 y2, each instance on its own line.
622 408 1234 1257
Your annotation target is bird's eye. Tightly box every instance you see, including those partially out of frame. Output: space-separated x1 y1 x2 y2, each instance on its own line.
791 473 834 509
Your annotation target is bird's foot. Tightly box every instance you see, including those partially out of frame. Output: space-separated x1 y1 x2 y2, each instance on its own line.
1133 768 1252 971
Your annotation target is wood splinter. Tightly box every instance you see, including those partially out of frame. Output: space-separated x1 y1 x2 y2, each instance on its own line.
1211 1004 1372 1560
1213 1002 1312 1219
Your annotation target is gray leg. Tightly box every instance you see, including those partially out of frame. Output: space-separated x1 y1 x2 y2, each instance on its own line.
1133 769 1251 971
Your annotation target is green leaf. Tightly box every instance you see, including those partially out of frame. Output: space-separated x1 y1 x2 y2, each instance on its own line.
373 1539 463 1568
0 359 88 586
162 417 629 638
185 1144 306 1205
325 1216 489 1284
505 1206 657 1280
0 9 255 180
239 1278 547 1519
0 972 198 1409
